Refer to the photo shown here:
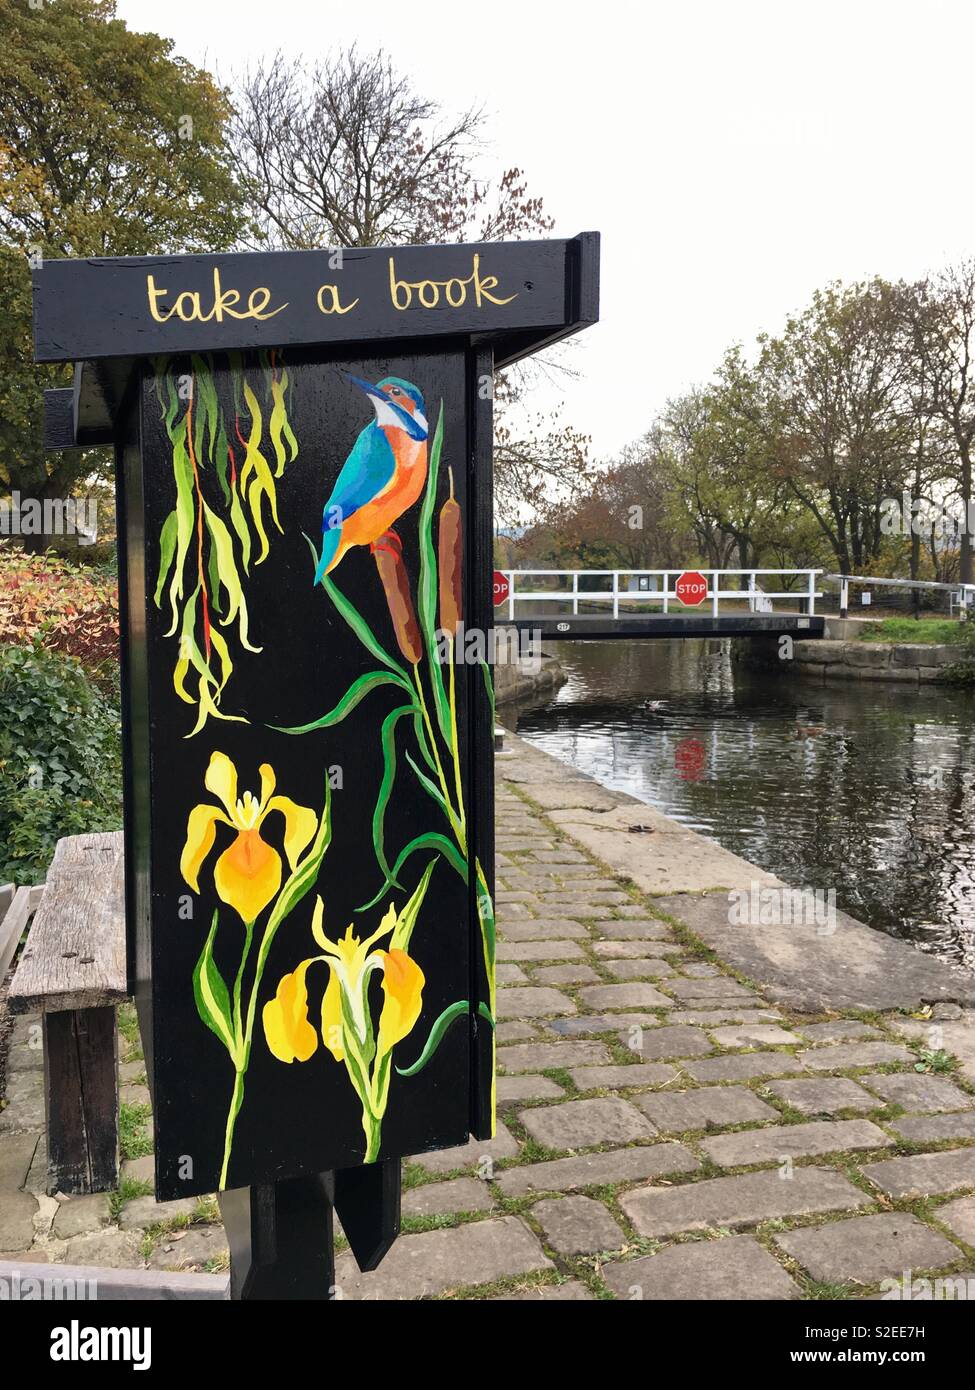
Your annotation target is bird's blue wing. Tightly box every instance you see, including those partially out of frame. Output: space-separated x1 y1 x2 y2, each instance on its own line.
321 424 395 532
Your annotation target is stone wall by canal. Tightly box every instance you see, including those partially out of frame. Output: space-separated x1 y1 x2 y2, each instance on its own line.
792 638 959 683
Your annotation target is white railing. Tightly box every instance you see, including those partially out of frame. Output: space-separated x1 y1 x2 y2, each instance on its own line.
826 573 975 619
499 569 823 621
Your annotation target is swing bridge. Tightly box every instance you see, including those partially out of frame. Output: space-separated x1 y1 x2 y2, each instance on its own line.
497 568 827 640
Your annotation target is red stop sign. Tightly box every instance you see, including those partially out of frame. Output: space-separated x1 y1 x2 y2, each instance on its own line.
675 570 708 606
493 571 510 607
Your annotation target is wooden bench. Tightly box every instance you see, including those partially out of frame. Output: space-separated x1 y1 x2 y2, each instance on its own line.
7 831 127 1195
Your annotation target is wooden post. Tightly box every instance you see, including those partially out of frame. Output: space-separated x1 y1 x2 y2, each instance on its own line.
43 1007 118 1195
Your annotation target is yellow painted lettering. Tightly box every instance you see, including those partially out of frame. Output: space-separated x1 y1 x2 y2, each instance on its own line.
316 284 360 315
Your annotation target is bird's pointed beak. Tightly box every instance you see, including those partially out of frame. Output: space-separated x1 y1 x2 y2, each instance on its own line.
343 372 386 404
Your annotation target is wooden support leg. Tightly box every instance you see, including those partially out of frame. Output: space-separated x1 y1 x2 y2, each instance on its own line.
332 1157 401 1272
218 1160 401 1299
43 1006 119 1195
219 1173 335 1301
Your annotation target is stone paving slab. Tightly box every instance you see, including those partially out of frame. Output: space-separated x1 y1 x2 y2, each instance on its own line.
498 940 586 962
799 1021 883 1043
498 1041 611 1072
765 1077 880 1116
518 1097 656 1150
620 1166 869 1238
498 920 592 942
333 1217 552 1299
592 941 681 960
548 1013 660 1038
578 983 672 1010
495 1022 537 1044
633 1086 779 1134
861 1148 975 1199
532 1195 625 1255
567 1063 679 1091
670 1008 784 1025
935 1196 975 1245
701 1118 891 1168
494 1143 700 1197
602 1234 799 1300
497 964 528 985
889 1113 975 1143
534 964 601 986
602 958 677 980
710 1024 803 1048
858 1072 974 1113
649 891 975 1012
665 978 763 1002
496 1075 565 1105
590 921 672 940
497 987 576 1020
775 1213 963 1284
402 1178 494 1217
51 1194 112 1240
799 1042 917 1071
685 1051 806 1082
622 1024 713 1060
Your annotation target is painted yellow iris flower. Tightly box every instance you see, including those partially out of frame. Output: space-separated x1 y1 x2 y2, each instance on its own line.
180 750 318 923
263 896 425 1162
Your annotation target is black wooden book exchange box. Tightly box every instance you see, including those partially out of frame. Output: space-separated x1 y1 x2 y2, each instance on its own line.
32 234 599 1297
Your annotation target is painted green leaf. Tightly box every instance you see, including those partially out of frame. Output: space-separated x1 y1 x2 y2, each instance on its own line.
192 912 237 1057
396 999 468 1077
416 404 452 741
274 671 411 735
371 703 416 889
358 832 467 912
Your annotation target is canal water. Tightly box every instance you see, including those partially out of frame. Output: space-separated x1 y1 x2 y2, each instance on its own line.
509 640 975 972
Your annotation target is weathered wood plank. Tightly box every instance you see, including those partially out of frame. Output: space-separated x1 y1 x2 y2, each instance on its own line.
44 1006 119 1194
0 886 38 987
0 1259 228 1300
0 882 15 923
8 831 126 1013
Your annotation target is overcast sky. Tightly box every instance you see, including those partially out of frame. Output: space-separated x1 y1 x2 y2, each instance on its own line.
121 0 975 461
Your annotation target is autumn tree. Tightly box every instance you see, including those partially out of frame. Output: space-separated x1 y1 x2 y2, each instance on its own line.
756 280 914 574
906 262 975 584
0 0 243 549
228 48 586 520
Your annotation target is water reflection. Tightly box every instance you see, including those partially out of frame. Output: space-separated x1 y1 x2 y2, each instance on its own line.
510 640 975 971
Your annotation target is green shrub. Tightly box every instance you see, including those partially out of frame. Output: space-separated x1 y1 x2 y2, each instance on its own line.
0 644 122 882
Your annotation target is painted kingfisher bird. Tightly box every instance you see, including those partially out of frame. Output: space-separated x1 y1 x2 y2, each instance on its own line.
314 373 429 581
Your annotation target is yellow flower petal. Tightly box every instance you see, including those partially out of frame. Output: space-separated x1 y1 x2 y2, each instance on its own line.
204 751 239 821
180 804 229 891
263 961 318 1063
214 829 281 922
258 762 276 812
376 949 424 1059
265 795 318 870
321 966 345 1061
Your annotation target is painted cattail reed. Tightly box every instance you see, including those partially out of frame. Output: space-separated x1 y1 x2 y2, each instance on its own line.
373 529 422 664
438 467 463 637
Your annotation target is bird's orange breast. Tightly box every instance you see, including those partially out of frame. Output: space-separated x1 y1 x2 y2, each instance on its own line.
343 432 428 549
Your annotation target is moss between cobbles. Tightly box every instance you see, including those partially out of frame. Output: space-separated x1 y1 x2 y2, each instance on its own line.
108 1177 153 1221
119 1101 153 1160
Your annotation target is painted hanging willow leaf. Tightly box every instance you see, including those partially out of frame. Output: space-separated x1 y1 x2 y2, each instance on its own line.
152 353 298 736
